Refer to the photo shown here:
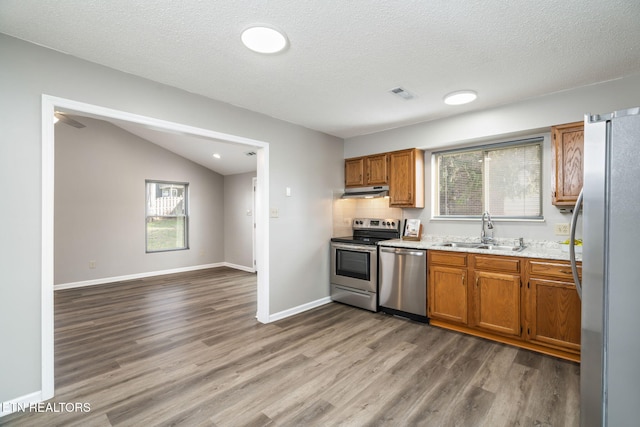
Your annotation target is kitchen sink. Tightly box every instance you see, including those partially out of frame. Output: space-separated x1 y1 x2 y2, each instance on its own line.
435 242 526 252
436 242 484 248
476 244 526 252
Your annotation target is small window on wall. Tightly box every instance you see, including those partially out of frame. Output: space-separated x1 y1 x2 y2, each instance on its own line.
434 138 543 219
145 180 189 252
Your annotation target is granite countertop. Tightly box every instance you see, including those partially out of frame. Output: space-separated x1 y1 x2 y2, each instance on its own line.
378 235 582 262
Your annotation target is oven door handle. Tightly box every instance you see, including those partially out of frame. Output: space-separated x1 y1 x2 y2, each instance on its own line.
331 243 378 252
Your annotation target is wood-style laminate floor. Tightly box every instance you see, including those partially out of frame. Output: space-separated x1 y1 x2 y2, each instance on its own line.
1 267 579 426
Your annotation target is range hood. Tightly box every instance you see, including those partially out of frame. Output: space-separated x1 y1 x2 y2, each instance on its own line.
341 186 389 199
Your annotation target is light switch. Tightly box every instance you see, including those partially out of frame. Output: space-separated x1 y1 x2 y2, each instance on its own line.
286 187 291 197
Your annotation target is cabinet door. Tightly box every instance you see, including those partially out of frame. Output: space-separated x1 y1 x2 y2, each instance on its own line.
528 278 581 352
428 265 468 325
389 149 416 207
552 122 584 205
345 157 364 187
365 153 388 186
473 271 521 337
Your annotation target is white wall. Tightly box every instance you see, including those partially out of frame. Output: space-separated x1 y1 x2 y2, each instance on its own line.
224 172 256 270
54 117 225 285
344 74 640 241
0 34 343 404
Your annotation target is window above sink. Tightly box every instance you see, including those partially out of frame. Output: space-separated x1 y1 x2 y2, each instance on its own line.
433 137 543 220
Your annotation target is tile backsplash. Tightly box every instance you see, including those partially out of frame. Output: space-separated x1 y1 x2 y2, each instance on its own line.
332 192 403 237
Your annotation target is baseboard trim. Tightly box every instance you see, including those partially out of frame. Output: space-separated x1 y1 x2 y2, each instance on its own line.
269 297 332 322
223 262 256 273
54 263 230 290
1 390 43 417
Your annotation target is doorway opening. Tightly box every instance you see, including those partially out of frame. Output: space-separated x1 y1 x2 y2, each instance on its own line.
41 95 271 401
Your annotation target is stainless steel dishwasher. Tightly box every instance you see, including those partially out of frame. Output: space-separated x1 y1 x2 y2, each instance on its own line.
378 246 428 323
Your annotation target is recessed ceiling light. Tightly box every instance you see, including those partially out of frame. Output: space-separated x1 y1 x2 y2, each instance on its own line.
443 90 478 105
241 26 288 54
213 153 221 159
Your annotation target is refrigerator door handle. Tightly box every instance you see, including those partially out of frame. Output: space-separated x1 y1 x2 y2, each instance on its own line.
569 188 583 300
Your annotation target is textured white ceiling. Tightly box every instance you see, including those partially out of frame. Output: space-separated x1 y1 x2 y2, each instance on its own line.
2 0 640 170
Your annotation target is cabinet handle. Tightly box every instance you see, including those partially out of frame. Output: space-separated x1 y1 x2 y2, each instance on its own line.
461 273 465 286
475 276 479 287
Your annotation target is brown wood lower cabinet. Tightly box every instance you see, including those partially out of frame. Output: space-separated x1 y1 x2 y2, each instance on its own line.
428 251 468 325
526 260 582 356
473 270 521 337
429 265 468 324
427 251 581 362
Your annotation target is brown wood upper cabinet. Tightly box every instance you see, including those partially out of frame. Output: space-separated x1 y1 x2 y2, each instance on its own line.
388 148 424 208
344 149 424 208
551 121 584 205
344 153 389 188
344 157 365 187
365 153 389 186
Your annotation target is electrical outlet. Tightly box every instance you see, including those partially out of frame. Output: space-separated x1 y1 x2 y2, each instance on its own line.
554 223 570 236
89 260 96 269
270 207 279 218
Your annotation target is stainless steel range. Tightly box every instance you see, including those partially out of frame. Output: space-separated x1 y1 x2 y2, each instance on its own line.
330 218 401 311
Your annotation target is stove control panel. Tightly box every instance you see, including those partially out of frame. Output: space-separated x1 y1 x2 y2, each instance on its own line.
352 218 401 230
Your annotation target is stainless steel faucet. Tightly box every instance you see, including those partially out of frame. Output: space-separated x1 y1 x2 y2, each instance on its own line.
481 211 494 243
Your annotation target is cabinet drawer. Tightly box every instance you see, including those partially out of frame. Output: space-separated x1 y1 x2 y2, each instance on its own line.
429 251 467 267
528 260 581 280
473 255 520 273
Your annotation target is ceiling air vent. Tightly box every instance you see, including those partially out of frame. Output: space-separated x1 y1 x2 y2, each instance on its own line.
389 87 414 100
245 151 257 156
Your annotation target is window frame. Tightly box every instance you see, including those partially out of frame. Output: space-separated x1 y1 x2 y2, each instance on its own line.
432 137 544 221
145 179 190 253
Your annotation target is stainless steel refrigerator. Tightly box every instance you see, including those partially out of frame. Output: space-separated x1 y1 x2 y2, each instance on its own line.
572 107 640 426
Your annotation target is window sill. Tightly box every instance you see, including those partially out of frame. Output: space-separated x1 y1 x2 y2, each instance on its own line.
430 216 545 223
